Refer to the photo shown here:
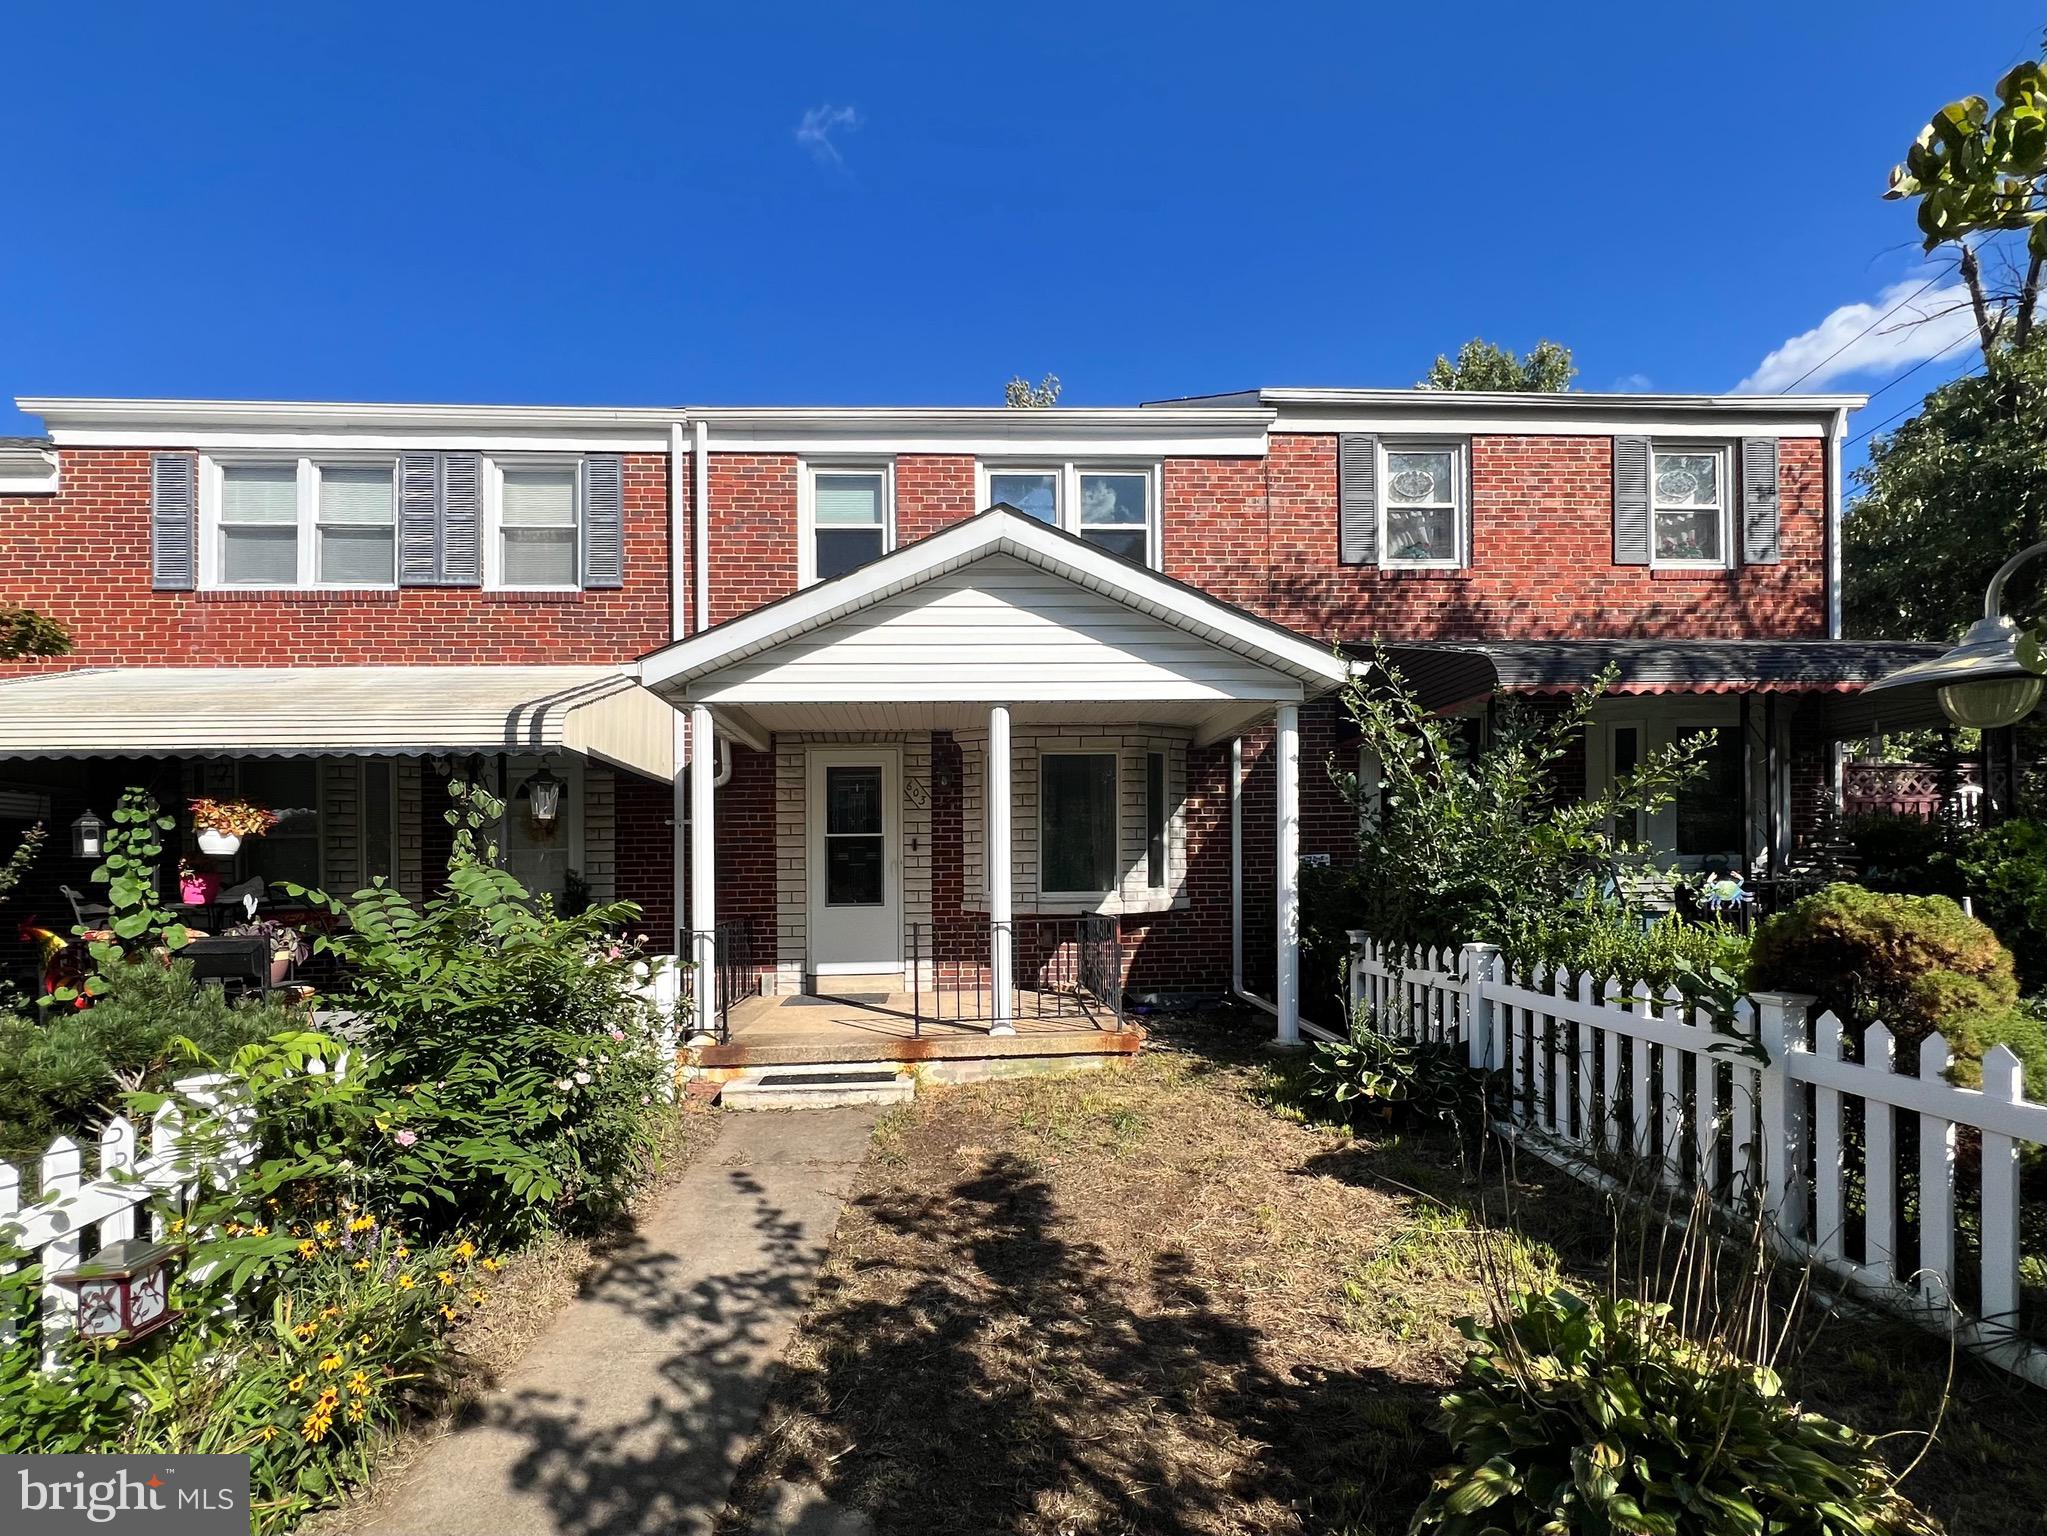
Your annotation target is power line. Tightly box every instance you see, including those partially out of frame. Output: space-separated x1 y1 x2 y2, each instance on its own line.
1857 324 1980 409
1775 272 1946 392
1847 355 1987 449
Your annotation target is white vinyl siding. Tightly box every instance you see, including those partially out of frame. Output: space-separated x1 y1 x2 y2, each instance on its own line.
694 555 1295 704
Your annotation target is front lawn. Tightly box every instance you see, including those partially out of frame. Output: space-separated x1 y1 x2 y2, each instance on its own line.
725 1014 2047 1536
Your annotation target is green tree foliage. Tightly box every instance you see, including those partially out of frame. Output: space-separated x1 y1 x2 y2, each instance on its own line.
1333 655 1701 954
0 605 70 661
1845 344 2047 639
1420 337 1576 392
1886 56 2046 357
1003 372 1061 407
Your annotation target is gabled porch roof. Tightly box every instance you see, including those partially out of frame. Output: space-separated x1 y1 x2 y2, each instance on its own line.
636 506 1352 746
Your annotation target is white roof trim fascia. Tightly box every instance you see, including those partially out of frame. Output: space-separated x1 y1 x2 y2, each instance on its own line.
637 509 1353 698
1153 387 1870 411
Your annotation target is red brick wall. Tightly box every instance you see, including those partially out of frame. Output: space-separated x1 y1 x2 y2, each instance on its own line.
896 455 977 544
0 449 679 671
707 455 799 624
1248 433 1828 643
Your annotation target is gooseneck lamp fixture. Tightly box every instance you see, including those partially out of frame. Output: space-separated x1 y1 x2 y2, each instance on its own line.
1866 540 2047 730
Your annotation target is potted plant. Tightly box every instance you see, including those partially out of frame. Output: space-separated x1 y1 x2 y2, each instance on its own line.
224 917 310 984
176 858 217 906
188 796 279 857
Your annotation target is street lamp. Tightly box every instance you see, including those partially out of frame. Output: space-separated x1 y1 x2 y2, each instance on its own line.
1866 540 2047 729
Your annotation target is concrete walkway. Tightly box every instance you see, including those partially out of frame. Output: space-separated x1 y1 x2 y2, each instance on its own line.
363 1107 879 1536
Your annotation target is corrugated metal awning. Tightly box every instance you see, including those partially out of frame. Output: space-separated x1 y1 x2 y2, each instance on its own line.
0 667 677 779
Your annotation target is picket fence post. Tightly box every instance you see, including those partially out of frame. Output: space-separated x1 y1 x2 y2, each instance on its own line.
1752 991 1813 1247
1347 930 1368 1032
1458 942 1500 1070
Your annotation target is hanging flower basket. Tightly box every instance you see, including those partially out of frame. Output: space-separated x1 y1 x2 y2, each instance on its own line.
189 797 279 859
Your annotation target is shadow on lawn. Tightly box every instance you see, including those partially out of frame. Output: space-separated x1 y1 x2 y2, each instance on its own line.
725 1145 1441 1536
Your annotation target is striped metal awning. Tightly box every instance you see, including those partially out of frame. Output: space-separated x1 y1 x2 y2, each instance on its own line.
0 666 677 779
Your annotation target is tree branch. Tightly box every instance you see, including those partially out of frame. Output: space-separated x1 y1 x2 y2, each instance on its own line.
2015 250 2044 352
1959 244 2004 361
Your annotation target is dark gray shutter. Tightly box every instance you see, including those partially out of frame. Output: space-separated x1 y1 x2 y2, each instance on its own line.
1612 436 1650 565
1338 433 1378 565
150 453 198 590
398 453 440 585
437 452 482 587
1740 437 1781 564
579 454 624 588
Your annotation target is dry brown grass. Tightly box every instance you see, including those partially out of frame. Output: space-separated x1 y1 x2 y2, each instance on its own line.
727 1014 2047 1536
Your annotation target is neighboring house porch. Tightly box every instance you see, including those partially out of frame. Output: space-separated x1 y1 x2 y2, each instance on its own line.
638 506 1354 1050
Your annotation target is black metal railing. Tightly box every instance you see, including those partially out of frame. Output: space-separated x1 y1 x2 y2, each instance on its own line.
906 916 1125 1036
684 919 761 1043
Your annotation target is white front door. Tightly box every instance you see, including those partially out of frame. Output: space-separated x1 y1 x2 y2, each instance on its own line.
806 747 902 977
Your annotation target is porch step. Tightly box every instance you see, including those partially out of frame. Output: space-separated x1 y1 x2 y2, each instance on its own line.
717 1063 916 1112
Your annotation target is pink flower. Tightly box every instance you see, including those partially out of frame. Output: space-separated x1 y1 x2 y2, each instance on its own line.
607 1026 626 1042
392 1129 418 1148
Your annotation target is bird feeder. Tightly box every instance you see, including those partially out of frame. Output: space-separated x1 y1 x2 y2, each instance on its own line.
52 1237 181 1345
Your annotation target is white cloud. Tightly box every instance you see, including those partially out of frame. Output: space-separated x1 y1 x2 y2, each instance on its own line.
1736 277 1979 392
1612 372 1654 391
795 104 862 166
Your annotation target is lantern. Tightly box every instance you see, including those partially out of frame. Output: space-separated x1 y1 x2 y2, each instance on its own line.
520 765 566 828
70 808 106 860
53 1237 181 1344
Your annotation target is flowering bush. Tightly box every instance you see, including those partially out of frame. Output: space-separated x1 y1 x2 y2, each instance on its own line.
288 780 673 1245
189 797 281 839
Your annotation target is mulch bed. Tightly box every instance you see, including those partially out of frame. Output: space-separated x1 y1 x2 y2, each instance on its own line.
724 1011 2047 1536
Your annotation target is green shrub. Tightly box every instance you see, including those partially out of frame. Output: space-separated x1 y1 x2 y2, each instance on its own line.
1519 900 1750 998
0 960 296 1161
1413 1289 1940 1535
1954 818 2047 991
295 781 673 1246
1749 884 2043 1093
1291 1013 1481 1133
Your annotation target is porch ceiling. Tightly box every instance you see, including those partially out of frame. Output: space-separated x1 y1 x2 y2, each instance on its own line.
0 666 679 779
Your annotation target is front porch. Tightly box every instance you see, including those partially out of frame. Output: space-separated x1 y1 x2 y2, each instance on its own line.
642 507 1356 1049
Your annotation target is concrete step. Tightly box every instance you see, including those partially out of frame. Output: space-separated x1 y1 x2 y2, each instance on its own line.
718 1064 915 1112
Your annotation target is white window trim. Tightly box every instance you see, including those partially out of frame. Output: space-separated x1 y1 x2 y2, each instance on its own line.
1377 438 1468 570
976 460 1162 568
796 459 897 588
485 454 584 593
1648 442 1733 571
201 454 401 592
1037 748 1120 901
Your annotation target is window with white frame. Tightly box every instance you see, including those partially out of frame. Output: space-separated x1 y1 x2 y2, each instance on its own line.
217 460 398 589
496 463 580 588
980 463 1158 566
1379 441 1464 567
804 466 891 583
1650 446 1729 567
1040 752 1119 895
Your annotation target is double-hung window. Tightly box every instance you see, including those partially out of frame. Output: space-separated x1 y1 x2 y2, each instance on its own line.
1039 752 1119 897
216 460 397 588
1650 446 1729 568
496 463 580 588
803 466 891 584
1378 441 1465 568
980 463 1158 566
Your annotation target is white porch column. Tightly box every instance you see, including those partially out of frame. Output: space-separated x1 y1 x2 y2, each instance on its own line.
689 705 717 1016
1274 702 1301 1046
987 703 1015 1034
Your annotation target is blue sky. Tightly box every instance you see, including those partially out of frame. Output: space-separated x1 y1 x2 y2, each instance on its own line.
1 2 2038 443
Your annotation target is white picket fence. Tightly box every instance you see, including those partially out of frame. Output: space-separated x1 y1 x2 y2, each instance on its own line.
1348 931 2047 1388
0 1069 266 1365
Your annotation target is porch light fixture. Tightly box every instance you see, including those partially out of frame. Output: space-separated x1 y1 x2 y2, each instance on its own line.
70 808 106 860
520 764 566 827
1866 540 2047 730
52 1237 181 1345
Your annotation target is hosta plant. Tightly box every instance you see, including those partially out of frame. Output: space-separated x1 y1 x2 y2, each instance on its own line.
1296 1015 1480 1133
1412 1288 1941 1536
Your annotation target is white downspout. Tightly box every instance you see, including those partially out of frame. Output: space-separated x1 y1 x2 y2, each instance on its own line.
670 420 729 955
693 422 730 788
1827 406 1847 641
